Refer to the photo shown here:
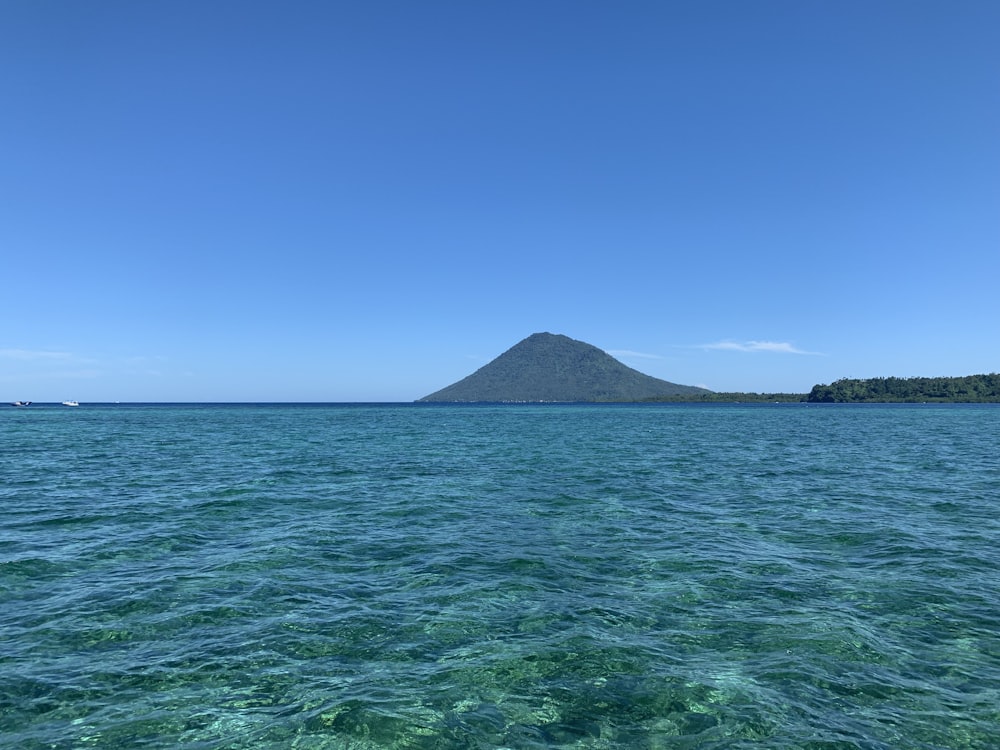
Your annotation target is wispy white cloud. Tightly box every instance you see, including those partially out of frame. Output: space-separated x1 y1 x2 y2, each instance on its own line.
0 348 73 361
607 349 663 360
701 340 824 355
122 355 168 365
121 355 168 376
45 368 103 379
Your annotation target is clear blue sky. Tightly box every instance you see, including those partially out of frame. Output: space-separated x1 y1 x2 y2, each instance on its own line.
3 1 998 401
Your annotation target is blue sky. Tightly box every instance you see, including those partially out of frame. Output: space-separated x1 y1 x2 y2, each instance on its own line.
3 1 998 401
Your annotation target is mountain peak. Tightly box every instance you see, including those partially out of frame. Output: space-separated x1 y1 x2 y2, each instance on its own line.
418 333 709 402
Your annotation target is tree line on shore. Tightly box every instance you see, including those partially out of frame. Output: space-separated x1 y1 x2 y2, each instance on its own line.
805 374 1000 403
645 374 1000 403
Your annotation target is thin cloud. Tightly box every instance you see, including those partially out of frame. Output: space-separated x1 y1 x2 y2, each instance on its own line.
702 340 824 355
0 348 73 360
607 349 663 360
44 368 103 379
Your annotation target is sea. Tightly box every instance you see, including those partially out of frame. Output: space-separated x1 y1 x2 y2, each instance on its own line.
2 403 998 749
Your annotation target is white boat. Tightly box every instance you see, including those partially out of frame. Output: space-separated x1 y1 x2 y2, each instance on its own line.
62 401 80 407
11 401 32 407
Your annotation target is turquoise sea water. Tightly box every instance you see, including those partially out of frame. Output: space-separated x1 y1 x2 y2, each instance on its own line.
2 403 999 749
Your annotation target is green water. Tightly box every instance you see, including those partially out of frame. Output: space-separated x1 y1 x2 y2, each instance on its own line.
2 403 998 748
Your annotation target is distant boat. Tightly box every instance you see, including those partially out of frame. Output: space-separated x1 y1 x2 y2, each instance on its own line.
11 401 32 407
61 401 80 407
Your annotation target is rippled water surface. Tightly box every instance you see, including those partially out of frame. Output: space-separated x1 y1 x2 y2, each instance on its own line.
2 403 999 748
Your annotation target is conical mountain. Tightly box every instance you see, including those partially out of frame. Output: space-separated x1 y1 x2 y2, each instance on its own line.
418 332 710 402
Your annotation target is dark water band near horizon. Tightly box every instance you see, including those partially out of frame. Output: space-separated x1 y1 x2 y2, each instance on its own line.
2 403 998 748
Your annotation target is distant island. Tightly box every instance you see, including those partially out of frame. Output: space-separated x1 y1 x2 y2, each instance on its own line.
417 332 1000 403
418 333 708 402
